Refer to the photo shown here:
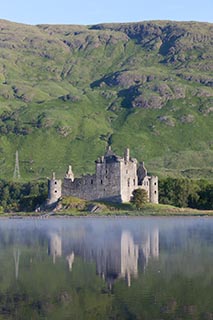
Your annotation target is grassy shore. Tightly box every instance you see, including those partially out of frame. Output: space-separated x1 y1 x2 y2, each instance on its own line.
53 203 213 217
1 202 213 218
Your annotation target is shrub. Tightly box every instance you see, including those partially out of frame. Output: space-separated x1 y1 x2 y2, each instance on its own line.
131 188 148 209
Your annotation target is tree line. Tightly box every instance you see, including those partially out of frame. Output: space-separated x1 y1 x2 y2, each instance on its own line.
0 180 47 213
159 178 213 210
0 178 212 213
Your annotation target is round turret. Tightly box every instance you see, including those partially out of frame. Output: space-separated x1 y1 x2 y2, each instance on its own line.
149 176 158 204
48 172 62 204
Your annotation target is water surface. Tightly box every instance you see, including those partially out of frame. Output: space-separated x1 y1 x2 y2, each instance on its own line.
0 217 212 319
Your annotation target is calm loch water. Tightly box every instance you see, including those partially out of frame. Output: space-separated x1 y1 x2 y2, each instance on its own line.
0 217 212 319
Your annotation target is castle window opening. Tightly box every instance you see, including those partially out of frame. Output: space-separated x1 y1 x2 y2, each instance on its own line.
106 170 108 174
154 191 157 194
55 190 57 193
101 179 103 184
133 179 136 186
154 182 157 185
55 181 57 185
127 178 130 187
91 179 93 185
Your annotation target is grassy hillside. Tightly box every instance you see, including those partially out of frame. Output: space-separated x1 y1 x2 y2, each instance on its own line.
0 19 212 181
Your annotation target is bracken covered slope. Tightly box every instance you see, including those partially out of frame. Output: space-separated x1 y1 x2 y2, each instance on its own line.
0 19 212 180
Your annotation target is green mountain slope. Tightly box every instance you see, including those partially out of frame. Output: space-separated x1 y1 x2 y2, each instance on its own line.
0 19 212 180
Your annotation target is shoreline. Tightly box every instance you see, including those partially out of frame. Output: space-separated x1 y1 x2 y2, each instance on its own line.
1 209 213 219
1 203 212 218
1 215 212 220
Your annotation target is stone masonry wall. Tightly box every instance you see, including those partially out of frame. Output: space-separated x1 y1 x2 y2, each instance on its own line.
48 148 159 204
139 176 150 200
62 160 122 202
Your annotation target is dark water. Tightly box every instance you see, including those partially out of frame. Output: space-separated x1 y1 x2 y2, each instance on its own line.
0 217 212 320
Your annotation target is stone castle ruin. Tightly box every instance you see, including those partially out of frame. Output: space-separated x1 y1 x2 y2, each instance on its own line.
47 147 158 205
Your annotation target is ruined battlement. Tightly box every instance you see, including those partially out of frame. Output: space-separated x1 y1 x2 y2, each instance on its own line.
47 147 158 205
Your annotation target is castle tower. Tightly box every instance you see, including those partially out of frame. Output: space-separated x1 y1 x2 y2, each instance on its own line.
120 148 138 203
47 172 62 205
149 176 158 204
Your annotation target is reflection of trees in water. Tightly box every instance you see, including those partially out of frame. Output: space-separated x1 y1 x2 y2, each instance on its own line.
0 225 46 247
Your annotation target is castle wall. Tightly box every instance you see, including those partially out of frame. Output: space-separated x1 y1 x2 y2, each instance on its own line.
62 174 97 200
95 160 121 202
62 160 122 202
137 176 158 204
120 159 138 202
48 148 159 205
139 176 150 200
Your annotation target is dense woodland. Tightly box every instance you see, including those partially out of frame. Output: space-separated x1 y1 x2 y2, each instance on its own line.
0 178 212 213
159 178 213 210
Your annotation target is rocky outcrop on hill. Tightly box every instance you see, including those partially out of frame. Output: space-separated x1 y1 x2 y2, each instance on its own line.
0 19 212 180
91 21 213 64
92 70 187 109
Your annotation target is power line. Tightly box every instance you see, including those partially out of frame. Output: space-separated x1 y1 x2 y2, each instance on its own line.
13 150 21 179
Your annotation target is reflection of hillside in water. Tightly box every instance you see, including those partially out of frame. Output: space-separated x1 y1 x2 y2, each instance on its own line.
48 226 159 287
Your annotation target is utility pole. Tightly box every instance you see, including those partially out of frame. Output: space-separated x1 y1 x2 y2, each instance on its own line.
13 150 21 179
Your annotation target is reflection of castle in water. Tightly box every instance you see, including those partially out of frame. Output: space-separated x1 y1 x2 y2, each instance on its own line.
121 231 138 286
48 233 62 264
48 227 159 287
